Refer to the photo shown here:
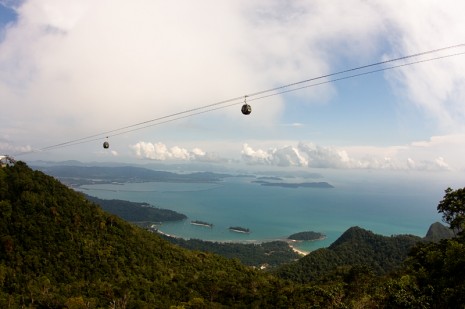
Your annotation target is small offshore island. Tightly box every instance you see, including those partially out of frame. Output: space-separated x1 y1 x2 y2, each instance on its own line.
252 180 334 189
191 220 213 228
288 231 326 241
229 226 251 234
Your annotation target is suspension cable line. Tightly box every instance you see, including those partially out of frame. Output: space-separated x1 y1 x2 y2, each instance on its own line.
13 44 465 155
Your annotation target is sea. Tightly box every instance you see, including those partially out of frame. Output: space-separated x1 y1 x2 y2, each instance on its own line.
77 169 458 253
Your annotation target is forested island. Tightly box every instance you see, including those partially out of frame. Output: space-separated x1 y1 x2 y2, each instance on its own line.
229 226 250 233
288 231 325 241
252 180 334 188
191 220 213 228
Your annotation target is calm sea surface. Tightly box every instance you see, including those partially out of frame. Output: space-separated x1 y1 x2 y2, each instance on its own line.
79 172 446 252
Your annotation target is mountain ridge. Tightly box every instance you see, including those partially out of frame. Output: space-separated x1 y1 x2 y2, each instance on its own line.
274 226 422 283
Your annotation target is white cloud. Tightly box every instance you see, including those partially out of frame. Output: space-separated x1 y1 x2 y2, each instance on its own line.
130 141 226 163
379 1 465 133
0 141 31 154
241 143 273 165
1 0 465 163
241 139 456 171
297 143 349 168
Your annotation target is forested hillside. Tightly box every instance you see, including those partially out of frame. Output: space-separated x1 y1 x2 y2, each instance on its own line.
162 236 300 268
0 162 294 307
1 161 464 308
274 227 421 283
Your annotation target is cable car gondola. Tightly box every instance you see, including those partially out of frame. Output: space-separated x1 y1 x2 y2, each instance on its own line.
241 96 252 115
103 141 109 149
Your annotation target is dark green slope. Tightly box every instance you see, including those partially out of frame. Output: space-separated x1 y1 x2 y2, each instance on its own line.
0 162 295 308
275 226 421 283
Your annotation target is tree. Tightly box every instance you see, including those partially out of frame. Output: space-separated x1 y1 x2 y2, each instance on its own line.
437 187 465 234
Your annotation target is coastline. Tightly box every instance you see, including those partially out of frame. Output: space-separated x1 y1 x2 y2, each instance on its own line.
154 229 314 256
289 244 309 256
285 239 313 256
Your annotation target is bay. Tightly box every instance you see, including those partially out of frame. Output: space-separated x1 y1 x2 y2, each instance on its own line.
79 172 445 252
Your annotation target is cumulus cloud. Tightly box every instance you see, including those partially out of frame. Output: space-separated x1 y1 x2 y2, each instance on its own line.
0 0 288 146
0 141 31 154
131 142 226 163
242 143 354 169
242 141 453 171
1 0 465 163
241 144 273 165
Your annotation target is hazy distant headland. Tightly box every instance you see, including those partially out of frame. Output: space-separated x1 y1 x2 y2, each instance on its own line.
33 164 233 187
32 163 335 189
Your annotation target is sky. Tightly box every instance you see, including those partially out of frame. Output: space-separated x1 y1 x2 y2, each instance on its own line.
1 0 465 179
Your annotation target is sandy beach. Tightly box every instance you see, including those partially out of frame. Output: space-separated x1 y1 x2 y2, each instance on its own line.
289 245 309 256
285 240 310 256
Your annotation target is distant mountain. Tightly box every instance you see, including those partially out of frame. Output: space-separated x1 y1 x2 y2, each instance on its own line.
274 226 421 283
424 221 455 242
32 165 231 186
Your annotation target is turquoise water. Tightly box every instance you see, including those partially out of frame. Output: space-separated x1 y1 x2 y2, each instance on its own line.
79 172 447 252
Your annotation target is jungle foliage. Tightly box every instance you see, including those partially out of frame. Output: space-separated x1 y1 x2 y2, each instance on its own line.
162 237 301 268
1 162 464 308
274 227 422 283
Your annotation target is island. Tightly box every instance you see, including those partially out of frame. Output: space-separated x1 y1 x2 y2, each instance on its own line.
191 220 213 228
288 231 325 241
229 226 250 234
252 181 334 189
257 176 283 181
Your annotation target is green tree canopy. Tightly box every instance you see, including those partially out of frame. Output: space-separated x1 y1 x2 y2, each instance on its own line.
437 187 465 234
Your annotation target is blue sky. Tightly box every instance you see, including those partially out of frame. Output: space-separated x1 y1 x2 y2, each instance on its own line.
1 1 465 177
